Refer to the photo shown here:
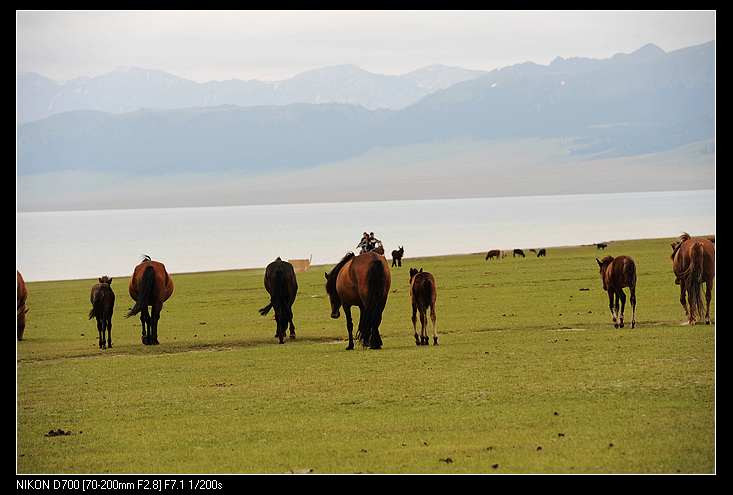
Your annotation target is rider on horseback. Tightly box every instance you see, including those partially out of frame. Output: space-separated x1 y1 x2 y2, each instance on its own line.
356 232 382 254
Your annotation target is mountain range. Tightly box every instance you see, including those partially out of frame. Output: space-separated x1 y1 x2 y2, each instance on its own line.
18 41 714 179
18 64 485 123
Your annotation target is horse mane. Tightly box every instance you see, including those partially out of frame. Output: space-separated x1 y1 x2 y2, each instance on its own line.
599 256 614 265
326 252 355 294
670 233 691 260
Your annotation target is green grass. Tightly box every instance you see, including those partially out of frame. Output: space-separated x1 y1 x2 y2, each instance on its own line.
17 237 715 473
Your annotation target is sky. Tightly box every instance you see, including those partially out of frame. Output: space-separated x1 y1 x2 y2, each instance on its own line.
17 10 715 82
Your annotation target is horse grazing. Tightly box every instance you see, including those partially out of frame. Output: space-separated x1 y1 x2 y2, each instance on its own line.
391 246 404 267
671 233 715 325
596 256 637 329
596 243 608 250
485 249 501 261
513 249 525 258
537 248 547 257
409 268 438 346
325 251 391 350
17 271 28 341
89 276 115 349
259 257 298 344
126 255 174 345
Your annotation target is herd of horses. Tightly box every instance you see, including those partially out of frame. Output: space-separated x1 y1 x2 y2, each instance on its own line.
15 233 715 350
485 248 546 260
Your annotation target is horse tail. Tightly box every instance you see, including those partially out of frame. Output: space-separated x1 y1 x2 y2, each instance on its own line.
126 265 155 318
687 242 705 321
358 260 387 347
625 258 637 288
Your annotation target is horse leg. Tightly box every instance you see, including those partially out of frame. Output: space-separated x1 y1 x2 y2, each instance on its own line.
289 315 296 340
97 316 105 349
419 310 427 345
412 304 420 346
151 303 162 345
107 315 113 348
369 304 384 349
430 304 438 346
344 305 354 350
607 291 616 327
140 306 150 345
614 292 621 328
679 281 689 320
629 286 636 329
398 258 402 267
705 280 712 324
617 289 626 328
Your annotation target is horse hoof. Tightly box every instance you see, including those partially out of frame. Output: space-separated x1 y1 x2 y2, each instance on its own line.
619 322 624 328
614 323 619 329
346 345 354 351
433 338 439 346
631 323 635 329
290 334 296 340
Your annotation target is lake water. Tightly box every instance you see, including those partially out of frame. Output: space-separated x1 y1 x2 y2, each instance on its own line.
17 190 715 282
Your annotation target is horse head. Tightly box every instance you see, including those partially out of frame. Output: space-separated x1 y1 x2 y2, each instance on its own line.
596 256 614 290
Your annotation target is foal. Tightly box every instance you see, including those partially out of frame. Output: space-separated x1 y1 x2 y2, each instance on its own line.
89 276 115 349
596 256 637 329
409 268 438 346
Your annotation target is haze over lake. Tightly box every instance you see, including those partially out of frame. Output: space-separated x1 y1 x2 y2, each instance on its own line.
17 190 714 282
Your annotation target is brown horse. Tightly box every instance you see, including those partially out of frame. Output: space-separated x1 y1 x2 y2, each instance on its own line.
17 271 28 341
671 233 715 325
325 251 391 350
596 255 637 329
126 255 174 345
89 276 115 349
537 248 547 257
259 257 298 344
513 249 525 258
391 246 404 267
409 268 438 346
485 249 500 261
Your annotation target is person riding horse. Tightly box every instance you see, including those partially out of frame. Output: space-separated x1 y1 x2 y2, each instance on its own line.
356 232 382 254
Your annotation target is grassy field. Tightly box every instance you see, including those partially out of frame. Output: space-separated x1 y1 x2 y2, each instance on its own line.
16 237 715 473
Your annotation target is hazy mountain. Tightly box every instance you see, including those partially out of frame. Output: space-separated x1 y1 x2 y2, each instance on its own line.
18 41 714 180
18 64 486 122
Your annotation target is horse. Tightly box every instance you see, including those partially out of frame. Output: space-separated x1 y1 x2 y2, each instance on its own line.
391 246 404 267
89 276 115 349
259 257 298 344
325 251 391 350
409 268 438 346
671 233 715 325
537 248 547 257
17 271 28 341
596 243 608 250
513 249 525 258
529 249 537 254
596 255 637 329
485 249 501 261
373 243 385 256
126 255 174 345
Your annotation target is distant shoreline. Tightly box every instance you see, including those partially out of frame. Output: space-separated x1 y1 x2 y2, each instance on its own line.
21 234 715 284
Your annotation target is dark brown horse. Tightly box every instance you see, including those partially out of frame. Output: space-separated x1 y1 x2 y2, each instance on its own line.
259 257 298 344
537 248 547 257
89 276 115 349
126 255 174 345
513 249 525 258
325 251 391 350
485 249 500 261
596 242 608 250
409 268 438 346
671 233 715 325
391 246 404 267
596 255 637 329
17 271 28 341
